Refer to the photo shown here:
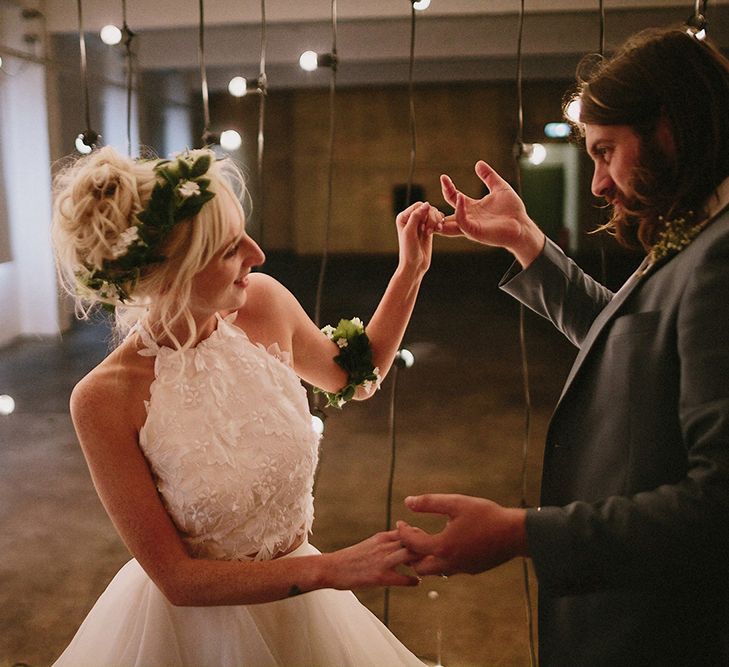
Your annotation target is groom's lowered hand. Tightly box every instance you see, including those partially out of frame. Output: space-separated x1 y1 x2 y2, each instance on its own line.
397 493 528 576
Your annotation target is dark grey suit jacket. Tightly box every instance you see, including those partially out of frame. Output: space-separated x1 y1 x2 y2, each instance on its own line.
500 203 729 666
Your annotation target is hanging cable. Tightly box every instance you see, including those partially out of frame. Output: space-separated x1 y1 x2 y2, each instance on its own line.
405 3 417 206
198 0 212 144
598 0 608 286
75 0 100 151
77 0 91 134
256 0 268 248
512 1 537 665
382 362 401 627
121 0 135 157
382 1 420 629
312 0 338 331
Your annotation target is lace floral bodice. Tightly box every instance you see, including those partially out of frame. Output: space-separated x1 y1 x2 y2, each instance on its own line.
136 313 320 561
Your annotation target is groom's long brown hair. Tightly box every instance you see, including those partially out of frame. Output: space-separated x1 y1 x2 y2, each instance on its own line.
567 26 729 250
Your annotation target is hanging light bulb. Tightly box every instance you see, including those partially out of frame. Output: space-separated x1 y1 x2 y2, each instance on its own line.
514 141 547 166
75 129 100 154
75 135 92 154
311 414 325 436
527 143 547 166
100 24 122 45
299 50 337 72
228 74 266 98
220 129 242 151
413 0 431 10
395 348 415 369
311 407 326 436
228 76 248 97
565 97 582 124
0 394 16 416
299 50 319 72
686 8 707 40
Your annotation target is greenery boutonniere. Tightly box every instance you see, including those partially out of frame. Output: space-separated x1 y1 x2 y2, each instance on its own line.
315 318 380 408
648 212 708 264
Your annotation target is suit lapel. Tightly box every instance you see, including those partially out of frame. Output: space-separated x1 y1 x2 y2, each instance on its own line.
556 256 654 404
554 181 729 408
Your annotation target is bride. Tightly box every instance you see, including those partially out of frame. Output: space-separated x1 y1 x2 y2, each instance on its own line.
50 146 440 666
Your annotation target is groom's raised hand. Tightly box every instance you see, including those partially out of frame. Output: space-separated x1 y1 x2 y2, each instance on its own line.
438 161 545 268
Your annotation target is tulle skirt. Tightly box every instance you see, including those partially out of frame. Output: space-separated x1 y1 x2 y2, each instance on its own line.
52 542 425 667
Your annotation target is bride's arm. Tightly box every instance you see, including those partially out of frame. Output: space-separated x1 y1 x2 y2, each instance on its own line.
70 373 417 607
283 201 439 398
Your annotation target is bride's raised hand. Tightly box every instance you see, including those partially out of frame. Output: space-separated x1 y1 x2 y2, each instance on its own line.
439 161 544 267
324 529 419 590
395 201 440 276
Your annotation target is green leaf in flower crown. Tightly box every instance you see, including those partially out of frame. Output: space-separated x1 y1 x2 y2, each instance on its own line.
81 151 219 307
177 157 191 179
189 154 212 179
176 190 216 221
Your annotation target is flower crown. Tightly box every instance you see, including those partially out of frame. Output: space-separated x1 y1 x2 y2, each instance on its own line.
77 152 216 305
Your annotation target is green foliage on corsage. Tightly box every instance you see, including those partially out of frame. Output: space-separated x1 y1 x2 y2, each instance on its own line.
315 317 380 408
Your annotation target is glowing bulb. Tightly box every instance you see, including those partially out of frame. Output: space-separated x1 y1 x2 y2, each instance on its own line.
311 414 325 436
220 130 242 151
228 76 248 97
100 24 122 45
0 394 15 416
528 143 547 166
0 55 3 68
75 133 93 154
299 50 319 72
413 0 431 9
396 348 415 368
565 98 581 124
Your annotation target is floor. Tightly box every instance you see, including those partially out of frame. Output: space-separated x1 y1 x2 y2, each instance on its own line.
0 250 634 667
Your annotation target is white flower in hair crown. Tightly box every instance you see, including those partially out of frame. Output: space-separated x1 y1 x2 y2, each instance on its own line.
77 152 216 307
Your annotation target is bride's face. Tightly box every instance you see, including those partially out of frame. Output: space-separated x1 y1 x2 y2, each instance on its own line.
189 195 265 316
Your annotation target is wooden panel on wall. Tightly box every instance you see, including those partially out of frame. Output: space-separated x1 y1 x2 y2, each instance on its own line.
213 79 586 255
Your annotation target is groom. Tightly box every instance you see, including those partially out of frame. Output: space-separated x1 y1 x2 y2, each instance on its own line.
399 26 729 667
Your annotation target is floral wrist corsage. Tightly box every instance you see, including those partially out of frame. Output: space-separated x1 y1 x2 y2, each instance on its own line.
315 317 381 408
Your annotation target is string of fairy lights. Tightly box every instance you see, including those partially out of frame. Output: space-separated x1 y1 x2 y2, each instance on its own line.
50 2 715 666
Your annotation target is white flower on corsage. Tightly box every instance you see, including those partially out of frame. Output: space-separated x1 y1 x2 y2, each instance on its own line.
350 317 364 331
336 338 349 348
110 225 141 259
321 325 336 339
178 180 201 198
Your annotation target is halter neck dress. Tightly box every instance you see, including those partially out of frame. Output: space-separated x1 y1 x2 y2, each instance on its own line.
52 313 424 667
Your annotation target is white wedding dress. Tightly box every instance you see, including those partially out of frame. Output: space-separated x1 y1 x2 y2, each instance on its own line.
53 313 424 667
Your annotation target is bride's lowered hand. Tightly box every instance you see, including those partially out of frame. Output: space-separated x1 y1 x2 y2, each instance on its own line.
321 529 420 590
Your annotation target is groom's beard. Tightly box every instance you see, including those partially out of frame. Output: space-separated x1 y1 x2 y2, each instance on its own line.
605 138 678 251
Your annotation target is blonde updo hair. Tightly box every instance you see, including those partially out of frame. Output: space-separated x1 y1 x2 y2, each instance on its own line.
51 145 249 350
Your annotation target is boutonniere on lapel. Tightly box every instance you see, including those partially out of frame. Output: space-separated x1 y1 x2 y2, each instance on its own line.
648 212 710 264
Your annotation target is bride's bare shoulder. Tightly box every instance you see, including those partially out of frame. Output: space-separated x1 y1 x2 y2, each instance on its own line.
70 336 154 437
